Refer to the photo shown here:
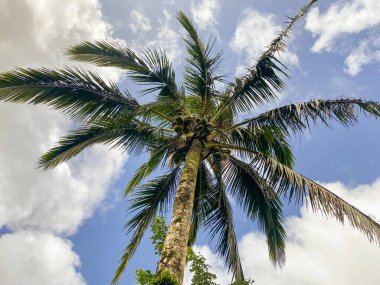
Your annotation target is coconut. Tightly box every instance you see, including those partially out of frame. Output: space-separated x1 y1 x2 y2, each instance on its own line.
174 125 184 133
175 116 184 125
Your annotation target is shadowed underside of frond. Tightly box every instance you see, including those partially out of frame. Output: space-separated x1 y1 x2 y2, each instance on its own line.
223 157 286 267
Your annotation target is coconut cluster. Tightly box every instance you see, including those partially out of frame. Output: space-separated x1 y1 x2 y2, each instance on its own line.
210 147 231 161
172 116 214 139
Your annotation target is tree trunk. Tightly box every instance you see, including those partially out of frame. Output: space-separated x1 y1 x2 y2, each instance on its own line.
156 139 202 284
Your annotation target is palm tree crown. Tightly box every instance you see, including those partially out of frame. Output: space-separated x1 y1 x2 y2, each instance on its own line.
0 1 380 284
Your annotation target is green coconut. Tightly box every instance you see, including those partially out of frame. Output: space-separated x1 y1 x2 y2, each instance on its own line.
173 125 183 134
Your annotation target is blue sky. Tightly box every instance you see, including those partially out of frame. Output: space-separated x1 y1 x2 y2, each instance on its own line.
1 0 380 285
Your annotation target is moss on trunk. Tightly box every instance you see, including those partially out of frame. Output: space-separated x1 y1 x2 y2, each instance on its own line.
156 139 202 284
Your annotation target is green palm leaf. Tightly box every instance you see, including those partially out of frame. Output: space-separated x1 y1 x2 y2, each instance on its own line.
177 12 223 116
232 98 380 133
203 173 245 281
230 125 294 167
39 120 168 170
251 152 380 244
213 0 318 118
188 161 211 246
124 144 170 196
112 167 181 284
224 157 286 266
0 67 139 123
67 41 180 101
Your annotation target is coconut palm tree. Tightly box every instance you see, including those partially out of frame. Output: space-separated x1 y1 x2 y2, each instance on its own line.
0 0 380 284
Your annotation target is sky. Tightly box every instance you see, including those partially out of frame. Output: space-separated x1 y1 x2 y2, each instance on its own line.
1 0 380 284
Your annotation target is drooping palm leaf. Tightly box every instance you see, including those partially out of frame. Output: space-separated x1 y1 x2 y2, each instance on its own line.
112 167 181 284
0 67 139 123
124 144 170 196
232 98 380 133
251 152 380 244
203 171 245 281
224 157 286 266
188 161 211 246
229 125 294 167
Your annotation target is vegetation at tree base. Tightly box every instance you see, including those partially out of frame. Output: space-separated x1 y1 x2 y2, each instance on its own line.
136 217 219 285
135 217 253 285
187 249 218 285
135 269 155 285
0 0 380 284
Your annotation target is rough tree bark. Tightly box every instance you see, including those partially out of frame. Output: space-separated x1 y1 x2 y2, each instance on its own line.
156 139 202 284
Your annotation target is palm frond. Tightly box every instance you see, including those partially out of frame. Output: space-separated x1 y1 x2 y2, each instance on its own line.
218 58 287 116
224 157 286 266
67 41 180 101
177 12 222 115
112 167 181 284
230 125 294 167
39 120 168 170
251 152 380 244
124 144 170 197
188 161 211 246
213 0 318 119
263 0 318 58
203 175 245 281
0 67 139 123
232 98 380 133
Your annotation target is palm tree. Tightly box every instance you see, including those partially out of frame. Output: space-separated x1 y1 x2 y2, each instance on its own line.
0 0 380 284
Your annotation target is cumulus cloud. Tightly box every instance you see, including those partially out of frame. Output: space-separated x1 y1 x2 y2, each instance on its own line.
344 34 380 76
0 0 112 70
190 0 220 31
305 0 380 53
189 180 380 285
149 10 182 63
0 231 85 285
229 9 298 75
129 9 152 34
0 0 128 284
0 104 126 235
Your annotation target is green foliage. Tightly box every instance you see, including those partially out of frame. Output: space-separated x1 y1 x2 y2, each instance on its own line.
151 217 168 255
187 249 218 285
136 218 219 285
151 270 179 285
135 269 155 285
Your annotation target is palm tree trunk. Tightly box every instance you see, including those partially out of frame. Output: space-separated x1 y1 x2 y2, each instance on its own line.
156 139 202 284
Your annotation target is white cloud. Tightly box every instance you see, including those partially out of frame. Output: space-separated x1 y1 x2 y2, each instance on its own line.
229 9 299 76
150 10 182 63
190 0 220 31
184 245 232 285
163 0 176 5
344 34 380 76
0 104 126 235
0 231 85 285
189 180 380 285
0 0 112 70
305 0 380 53
129 10 152 34
0 1 128 284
